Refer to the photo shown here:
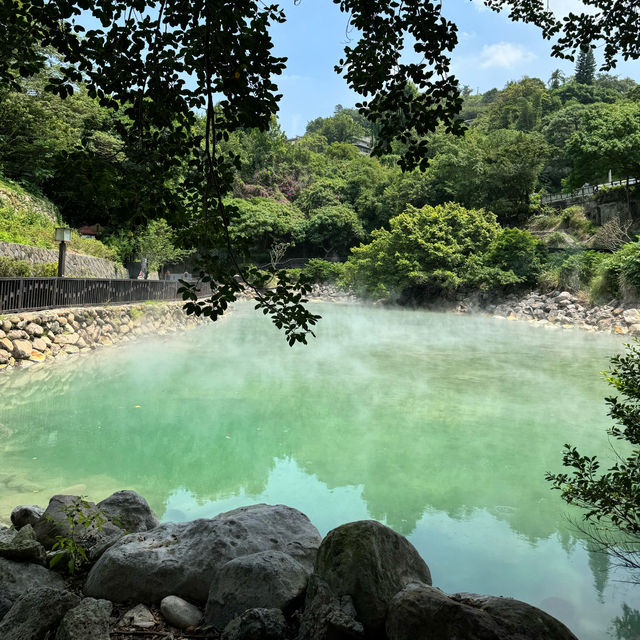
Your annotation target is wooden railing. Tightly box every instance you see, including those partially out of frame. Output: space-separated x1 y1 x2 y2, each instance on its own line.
0 277 213 314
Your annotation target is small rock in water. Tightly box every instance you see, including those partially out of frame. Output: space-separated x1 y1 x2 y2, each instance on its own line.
160 595 202 629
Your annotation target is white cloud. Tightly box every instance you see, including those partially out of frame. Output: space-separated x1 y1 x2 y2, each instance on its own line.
479 42 536 69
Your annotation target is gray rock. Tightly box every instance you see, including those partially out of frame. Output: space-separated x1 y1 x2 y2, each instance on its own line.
0 593 12 621
623 309 640 325
55 597 113 640
222 608 287 640
11 505 45 530
314 520 431 635
298 574 364 640
385 584 579 640
33 494 122 550
554 291 572 302
121 603 157 629
86 503 321 603
161 595 202 629
0 587 80 640
386 584 501 640
12 339 32 359
0 524 46 565
206 550 309 629
0 556 65 604
97 490 159 532
451 592 579 640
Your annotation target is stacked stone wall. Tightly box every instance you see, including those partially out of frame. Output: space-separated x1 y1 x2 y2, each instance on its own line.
0 242 128 279
0 301 204 372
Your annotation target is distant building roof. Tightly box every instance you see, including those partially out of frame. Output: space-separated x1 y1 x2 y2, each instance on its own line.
77 223 103 237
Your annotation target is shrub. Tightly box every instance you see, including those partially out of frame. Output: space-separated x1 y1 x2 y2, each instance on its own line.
538 250 605 294
30 262 58 276
0 257 31 276
485 228 544 286
301 258 346 283
343 202 520 299
592 241 640 301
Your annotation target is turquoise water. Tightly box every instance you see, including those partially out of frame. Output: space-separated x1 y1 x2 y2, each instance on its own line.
1 302 639 639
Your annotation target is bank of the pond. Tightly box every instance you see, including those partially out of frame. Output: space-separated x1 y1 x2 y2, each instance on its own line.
0 301 210 372
0 490 578 640
476 290 640 334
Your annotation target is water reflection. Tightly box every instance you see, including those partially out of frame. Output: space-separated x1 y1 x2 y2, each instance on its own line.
0 303 638 639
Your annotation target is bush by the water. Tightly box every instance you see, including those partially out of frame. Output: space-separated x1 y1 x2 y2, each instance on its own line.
301 258 346 283
0 257 57 277
343 203 539 299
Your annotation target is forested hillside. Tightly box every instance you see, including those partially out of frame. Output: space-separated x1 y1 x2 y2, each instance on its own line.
1 52 640 300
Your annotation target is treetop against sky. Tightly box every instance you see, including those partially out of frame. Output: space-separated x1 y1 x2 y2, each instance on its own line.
271 0 640 136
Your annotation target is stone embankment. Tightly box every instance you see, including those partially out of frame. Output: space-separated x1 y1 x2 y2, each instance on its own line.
0 241 129 278
0 302 205 372
309 283 357 303
0 491 578 640
478 290 640 334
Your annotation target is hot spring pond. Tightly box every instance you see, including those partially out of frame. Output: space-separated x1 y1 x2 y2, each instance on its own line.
1 302 640 639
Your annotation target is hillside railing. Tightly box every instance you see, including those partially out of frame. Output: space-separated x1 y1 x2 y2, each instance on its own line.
0 277 214 314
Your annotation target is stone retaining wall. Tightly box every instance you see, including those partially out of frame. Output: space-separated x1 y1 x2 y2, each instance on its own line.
0 301 204 372
0 242 128 279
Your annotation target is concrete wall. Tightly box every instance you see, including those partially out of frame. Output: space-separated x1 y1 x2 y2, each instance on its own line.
0 242 128 279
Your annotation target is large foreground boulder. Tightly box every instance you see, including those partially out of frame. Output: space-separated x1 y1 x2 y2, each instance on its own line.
0 556 65 605
205 550 309 629
385 584 578 640
221 608 288 640
298 574 364 640
0 587 80 640
97 490 159 532
313 520 431 636
55 597 113 640
33 494 122 549
85 503 322 603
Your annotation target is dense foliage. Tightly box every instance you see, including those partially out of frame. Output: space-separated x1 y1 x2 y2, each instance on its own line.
0 0 639 341
343 203 538 300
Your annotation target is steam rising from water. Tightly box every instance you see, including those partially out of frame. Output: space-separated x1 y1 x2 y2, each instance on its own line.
0 302 638 639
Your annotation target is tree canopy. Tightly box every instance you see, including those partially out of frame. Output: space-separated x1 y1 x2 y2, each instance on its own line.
1 0 640 342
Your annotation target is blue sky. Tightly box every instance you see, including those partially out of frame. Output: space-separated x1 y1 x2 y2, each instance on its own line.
270 0 640 136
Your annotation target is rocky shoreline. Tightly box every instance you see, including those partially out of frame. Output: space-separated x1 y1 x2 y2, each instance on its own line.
0 491 578 640
459 289 640 335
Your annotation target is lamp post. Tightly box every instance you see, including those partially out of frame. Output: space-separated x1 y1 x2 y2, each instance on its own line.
55 227 71 277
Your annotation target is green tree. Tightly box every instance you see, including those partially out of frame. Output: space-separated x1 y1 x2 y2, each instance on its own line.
565 101 640 188
304 204 365 258
306 113 366 145
226 197 306 258
343 202 518 300
548 69 566 89
1 0 639 341
137 219 193 276
575 48 597 85
547 341 640 575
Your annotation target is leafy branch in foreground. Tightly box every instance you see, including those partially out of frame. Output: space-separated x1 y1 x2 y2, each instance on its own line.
2 0 639 342
546 341 640 577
